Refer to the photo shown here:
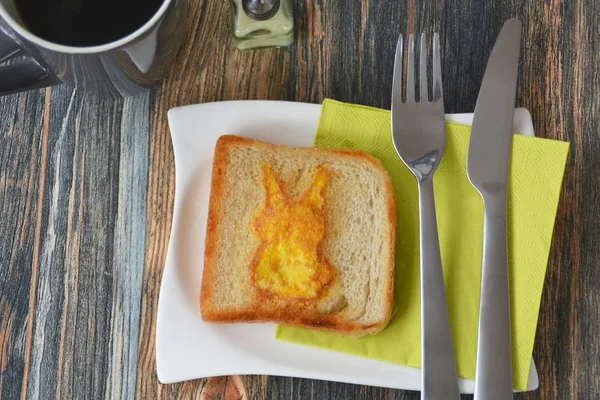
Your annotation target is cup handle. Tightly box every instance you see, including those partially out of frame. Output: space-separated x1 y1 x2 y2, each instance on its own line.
0 26 60 95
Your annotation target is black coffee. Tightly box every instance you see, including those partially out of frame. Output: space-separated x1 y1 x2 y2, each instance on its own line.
15 0 164 46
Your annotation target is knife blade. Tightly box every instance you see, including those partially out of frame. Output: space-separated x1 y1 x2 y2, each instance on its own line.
466 18 522 400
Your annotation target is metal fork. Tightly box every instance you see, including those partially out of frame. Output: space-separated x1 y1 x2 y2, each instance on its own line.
391 33 460 400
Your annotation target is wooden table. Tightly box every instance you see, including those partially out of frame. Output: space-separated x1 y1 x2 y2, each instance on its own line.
1 1 598 398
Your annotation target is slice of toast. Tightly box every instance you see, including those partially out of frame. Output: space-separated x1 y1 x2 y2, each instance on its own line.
200 135 396 337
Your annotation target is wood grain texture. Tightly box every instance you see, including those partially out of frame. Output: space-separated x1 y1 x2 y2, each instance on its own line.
0 0 598 398
0 89 46 400
0 87 150 399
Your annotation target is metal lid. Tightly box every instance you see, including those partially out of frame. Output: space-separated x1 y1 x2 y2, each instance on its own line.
242 0 280 21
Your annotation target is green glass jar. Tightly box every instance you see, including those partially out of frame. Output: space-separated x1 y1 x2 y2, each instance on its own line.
229 0 294 50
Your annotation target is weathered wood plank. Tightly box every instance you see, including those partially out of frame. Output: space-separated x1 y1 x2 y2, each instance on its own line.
517 0 600 398
0 89 46 400
0 85 150 399
105 93 150 400
22 87 148 398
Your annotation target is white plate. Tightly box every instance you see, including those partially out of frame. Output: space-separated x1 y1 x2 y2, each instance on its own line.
157 100 539 393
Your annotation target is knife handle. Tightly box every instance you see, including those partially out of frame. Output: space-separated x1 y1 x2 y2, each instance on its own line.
418 178 460 400
474 194 513 400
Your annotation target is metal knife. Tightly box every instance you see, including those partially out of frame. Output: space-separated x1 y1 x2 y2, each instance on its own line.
466 18 522 400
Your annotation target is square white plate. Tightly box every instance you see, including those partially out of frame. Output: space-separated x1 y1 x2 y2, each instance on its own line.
157 100 539 393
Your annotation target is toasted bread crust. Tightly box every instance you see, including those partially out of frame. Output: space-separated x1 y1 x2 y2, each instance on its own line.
200 135 396 337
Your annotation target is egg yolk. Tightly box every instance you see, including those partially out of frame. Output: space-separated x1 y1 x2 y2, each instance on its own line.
251 162 338 300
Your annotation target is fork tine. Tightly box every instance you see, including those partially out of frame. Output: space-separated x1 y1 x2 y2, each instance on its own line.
419 33 428 102
392 34 403 104
406 34 415 102
433 33 443 102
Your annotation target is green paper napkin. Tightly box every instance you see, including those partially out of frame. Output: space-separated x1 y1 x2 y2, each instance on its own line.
275 99 569 391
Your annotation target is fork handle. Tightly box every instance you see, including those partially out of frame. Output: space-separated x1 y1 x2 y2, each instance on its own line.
418 178 461 400
474 195 513 400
